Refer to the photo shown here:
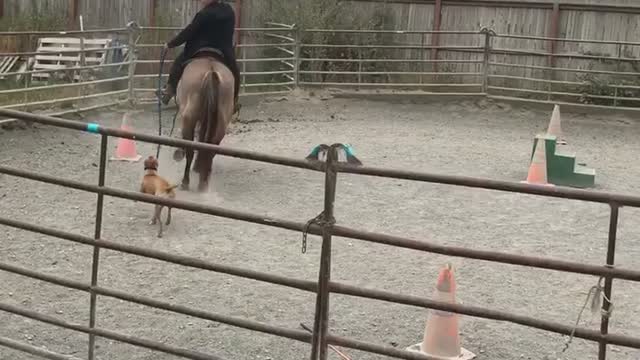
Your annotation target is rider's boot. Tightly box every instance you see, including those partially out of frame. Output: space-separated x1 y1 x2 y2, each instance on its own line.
156 84 175 105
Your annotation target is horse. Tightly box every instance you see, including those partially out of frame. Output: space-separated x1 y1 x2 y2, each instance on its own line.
172 50 235 192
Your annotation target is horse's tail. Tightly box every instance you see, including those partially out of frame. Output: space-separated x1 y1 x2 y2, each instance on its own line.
194 70 219 175
202 70 219 145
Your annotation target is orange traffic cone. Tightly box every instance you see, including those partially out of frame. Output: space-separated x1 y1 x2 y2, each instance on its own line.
110 111 142 162
547 105 566 145
407 264 475 360
522 138 553 186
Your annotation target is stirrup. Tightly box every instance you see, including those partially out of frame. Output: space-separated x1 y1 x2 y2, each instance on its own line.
156 87 174 105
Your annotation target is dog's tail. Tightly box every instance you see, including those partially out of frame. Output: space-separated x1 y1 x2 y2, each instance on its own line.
159 184 179 197
166 184 179 192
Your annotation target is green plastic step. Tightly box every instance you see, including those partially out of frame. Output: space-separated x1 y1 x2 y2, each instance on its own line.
529 135 595 188
554 149 576 159
552 150 576 171
567 165 596 188
575 164 596 177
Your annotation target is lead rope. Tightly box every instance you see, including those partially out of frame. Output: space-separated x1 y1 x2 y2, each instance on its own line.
156 48 180 160
155 48 168 159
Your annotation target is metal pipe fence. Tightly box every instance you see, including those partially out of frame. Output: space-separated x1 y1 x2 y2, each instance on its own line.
0 23 298 121
295 28 640 110
132 24 297 103
1 108 640 360
2 21 640 360
3 23 640 121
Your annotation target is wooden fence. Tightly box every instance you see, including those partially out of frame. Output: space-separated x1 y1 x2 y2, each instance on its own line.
2 1 640 78
3 0 640 37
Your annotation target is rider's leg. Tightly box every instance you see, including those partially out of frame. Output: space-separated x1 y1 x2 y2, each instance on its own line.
160 51 187 105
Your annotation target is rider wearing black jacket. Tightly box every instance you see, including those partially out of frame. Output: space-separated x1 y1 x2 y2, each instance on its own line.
160 0 240 112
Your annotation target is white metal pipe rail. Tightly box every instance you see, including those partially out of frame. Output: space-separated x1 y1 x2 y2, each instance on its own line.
133 25 297 97
3 25 640 113
296 28 640 107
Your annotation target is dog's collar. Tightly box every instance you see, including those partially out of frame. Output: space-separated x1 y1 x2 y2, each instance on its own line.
144 167 157 171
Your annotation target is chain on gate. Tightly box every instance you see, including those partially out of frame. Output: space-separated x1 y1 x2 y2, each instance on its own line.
301 211 336 254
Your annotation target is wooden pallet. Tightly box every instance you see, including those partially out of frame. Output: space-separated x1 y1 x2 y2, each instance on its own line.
31 37 113 82
0 56 19 79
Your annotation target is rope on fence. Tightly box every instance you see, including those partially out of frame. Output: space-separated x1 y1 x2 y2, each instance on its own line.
561 276 613 354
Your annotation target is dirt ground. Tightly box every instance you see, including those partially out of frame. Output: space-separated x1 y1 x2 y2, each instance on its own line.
1 92 640 360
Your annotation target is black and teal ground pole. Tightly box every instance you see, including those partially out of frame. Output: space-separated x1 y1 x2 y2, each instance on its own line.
306 143 362 166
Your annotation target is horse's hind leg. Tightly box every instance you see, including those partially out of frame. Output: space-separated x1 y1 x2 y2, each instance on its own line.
194 151 211 192
195 136 222 192
182 147 195 191
176 119 195 190
173 105 191 162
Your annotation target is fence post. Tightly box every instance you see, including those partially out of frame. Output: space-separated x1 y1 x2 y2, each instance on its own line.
149 0 158 27
420 33 426 84
598 204 619 360
613 43 622 107
481 28 493 95
78 21 86 97
127 22 140 106
22 64 29 109
547 1 560 101
68 0 80 29
87 134 108 360
309 145 338 360
357 48 363 90
431 0 443 73
293 25 301 89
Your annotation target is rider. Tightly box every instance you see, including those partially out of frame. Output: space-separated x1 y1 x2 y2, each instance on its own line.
159 0 241 113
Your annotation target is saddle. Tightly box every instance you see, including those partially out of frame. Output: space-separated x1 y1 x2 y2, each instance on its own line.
185 47 226 66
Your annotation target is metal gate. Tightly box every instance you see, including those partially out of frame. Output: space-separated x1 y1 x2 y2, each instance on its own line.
1 108 640 360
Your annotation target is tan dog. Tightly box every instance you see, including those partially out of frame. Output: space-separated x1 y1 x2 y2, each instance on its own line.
140 156 178 238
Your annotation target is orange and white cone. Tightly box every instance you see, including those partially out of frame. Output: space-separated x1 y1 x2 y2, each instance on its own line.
547 105 566 145
407 264 475 360
110 111 142 162
522 139 553 186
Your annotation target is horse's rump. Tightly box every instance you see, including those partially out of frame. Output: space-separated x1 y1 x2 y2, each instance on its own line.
176 57 234 183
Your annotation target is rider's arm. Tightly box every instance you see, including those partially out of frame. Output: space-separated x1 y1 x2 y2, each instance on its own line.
167 12 209 48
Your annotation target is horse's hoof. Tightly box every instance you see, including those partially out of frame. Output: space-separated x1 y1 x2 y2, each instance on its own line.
181 182 190 191
173 149 185 162
197 183 208 192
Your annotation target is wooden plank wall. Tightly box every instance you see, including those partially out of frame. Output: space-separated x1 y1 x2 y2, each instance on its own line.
2 0 640 91
0 0 242 28
1 0 68 18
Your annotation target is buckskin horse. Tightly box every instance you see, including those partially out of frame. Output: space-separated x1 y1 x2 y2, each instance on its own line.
172 50 235 192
